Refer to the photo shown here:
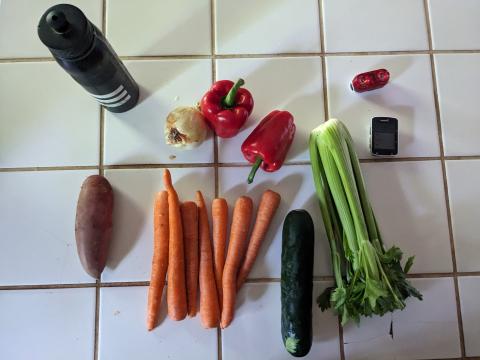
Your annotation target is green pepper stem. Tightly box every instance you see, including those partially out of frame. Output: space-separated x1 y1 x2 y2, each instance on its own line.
223 78 245 108
247 156 263 184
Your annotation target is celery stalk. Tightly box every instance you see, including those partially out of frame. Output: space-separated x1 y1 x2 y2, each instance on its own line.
310 119 422 325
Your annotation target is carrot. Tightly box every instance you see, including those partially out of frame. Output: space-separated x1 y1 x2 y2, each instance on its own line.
212 198 228 311
221 196 253 329
181 201 199 317
236 190 281 290
196 191 220 328
163 169 187 321
147 191 169 331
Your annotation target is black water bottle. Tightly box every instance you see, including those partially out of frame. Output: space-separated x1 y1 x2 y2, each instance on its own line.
38 4 139 113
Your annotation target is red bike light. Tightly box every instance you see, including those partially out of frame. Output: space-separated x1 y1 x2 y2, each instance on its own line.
351 69 390 93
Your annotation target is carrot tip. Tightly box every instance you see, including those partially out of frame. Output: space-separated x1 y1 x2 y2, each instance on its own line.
163 169 173 189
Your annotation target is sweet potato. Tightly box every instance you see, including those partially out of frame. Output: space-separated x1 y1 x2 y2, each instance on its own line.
75 175 114 278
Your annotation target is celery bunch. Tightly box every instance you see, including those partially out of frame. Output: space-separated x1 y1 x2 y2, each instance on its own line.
309 119 422 325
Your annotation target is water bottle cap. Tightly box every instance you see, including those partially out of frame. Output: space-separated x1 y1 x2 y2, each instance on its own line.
38 4 94 59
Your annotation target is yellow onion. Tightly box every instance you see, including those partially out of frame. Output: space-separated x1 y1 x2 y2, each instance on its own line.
164 106 208 149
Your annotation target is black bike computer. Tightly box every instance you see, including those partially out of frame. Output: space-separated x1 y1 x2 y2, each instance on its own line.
370 117 398 156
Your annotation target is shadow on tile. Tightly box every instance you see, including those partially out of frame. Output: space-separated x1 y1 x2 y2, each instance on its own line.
174 170 214 201
109 59 201 147
301 192 333 277
362 161 445 274
106 184 146 270
156 285 168 327
135 84 150 106
284 92 321 160
236 283 269 309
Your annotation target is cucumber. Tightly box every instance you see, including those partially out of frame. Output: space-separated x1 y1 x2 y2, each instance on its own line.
281 209 314 357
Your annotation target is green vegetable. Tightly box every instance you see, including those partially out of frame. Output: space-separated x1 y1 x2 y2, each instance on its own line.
281 210 314 357
309 119 422 326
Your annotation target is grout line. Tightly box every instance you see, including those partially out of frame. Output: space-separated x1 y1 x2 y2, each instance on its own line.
93 281 101 360
243 278 279 283
100 281 150 287
453 276 466 359
338 316 346 360
214 134 219 198
121 55 212 61
215 52 322 59
218 160 312 167
5 156 480 174
406 272 456 279
216 327 222 360
423 0 466 357
210 1 223 359
2 273 479 291
210 0 216 59
320 56 329 120
102 0 107 34
4 49 480 65
103 163 214 169
0 57 53 63
314 275 335 281
457 272 480 277
0 283 96 291
445 155 480 161
0 165 99 173
99 107 105 176
318 1 343 357
318 0 329 121
94 4 108 359
212 58 219 199
324 50 430 57
359 156 439 163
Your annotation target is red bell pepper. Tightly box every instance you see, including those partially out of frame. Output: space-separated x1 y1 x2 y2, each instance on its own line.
200 79 254 138
241 110 296 184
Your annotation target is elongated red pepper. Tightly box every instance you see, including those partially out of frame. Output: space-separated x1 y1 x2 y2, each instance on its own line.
200 79 254 138
241 110 296 184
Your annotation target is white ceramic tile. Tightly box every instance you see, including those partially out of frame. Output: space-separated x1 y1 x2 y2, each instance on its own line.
102 167 215 282
323 0 428 52
344 314 394 360
392 278 460 359
459 276 480 357
0 288 95 360
0 170 97 285
0 0 102 58
222 282 340 360
429 0 480 50
215 0 320 55
446 160 480 272
435 54 480 156
326 55 439 159
99 286 217 360
106 0 211 56
218 165 332 278
104 60 214 165
0 62 100 167
216 57 325 163
361 161 452 273
344 278 461 360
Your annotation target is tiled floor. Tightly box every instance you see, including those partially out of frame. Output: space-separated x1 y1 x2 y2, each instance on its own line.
1 0 479 359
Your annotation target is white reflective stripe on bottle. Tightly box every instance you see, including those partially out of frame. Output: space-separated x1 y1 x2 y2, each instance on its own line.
104 95 131 108
91 85 124 99
97 90 128 104
89 85 131 107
